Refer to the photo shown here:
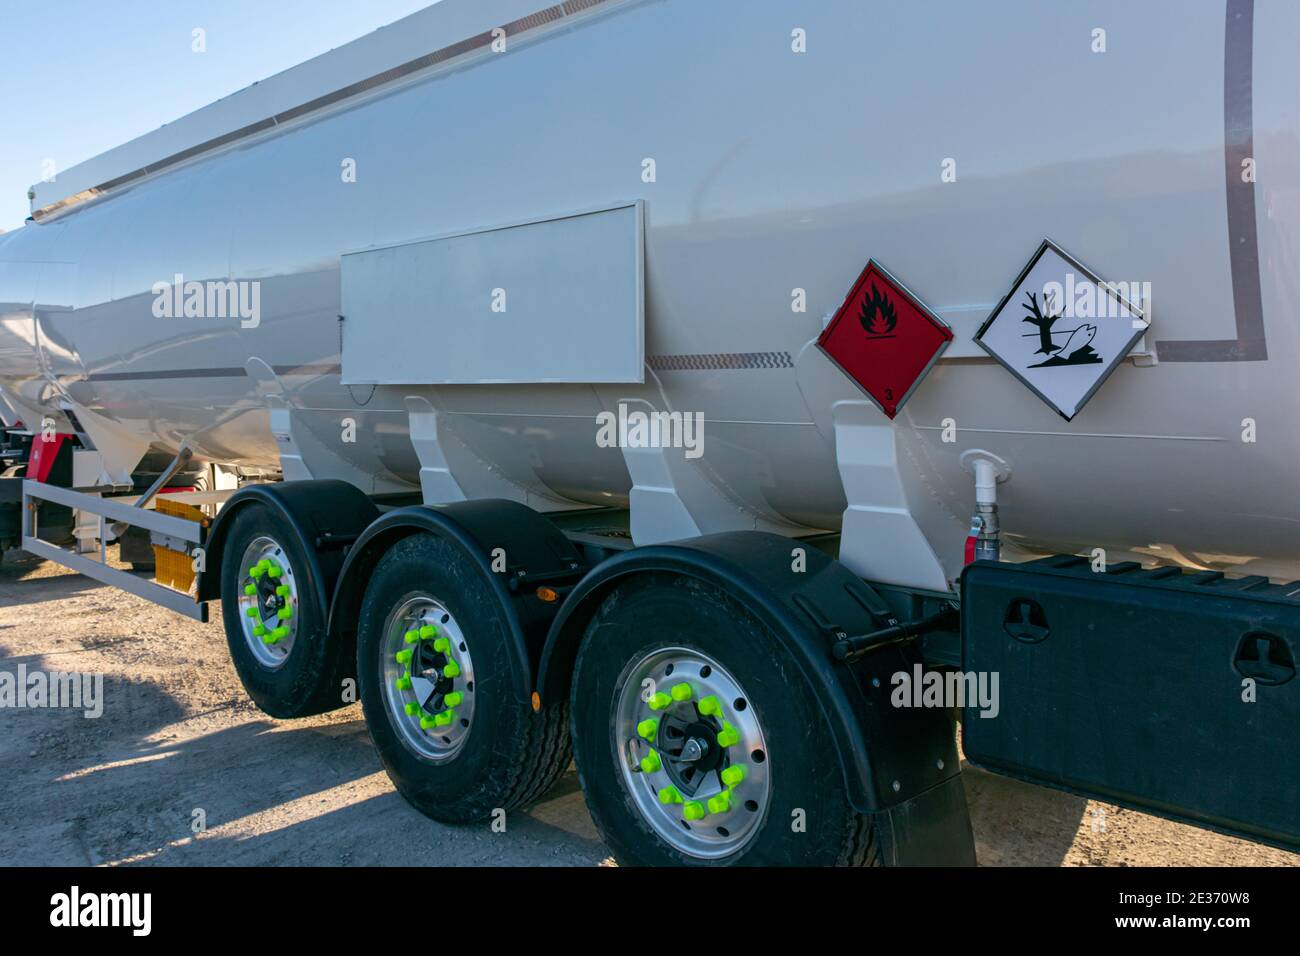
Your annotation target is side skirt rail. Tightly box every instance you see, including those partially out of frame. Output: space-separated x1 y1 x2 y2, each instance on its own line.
21 479 207 622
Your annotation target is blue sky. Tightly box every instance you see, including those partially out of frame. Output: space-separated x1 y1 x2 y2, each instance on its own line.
0 0 437 232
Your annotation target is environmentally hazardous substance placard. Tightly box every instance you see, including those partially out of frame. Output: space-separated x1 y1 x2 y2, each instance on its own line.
817 261 952 419
976 240 1146 421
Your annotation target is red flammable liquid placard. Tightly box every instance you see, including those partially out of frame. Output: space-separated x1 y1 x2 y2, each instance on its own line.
817 261 952 419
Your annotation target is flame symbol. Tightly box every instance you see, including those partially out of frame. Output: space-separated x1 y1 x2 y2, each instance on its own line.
859 283 897 336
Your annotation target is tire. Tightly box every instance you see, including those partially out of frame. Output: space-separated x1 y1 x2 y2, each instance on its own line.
219 501 350 718
570 573 879 866
356 533 570 823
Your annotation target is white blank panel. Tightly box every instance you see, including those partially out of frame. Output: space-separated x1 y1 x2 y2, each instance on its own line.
341 202 643 385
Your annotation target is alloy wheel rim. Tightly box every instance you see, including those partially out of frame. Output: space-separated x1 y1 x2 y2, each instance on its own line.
613 646 771 859
380 594 476 761
237 535 300 669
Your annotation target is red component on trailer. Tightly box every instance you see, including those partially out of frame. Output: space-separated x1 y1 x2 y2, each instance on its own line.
27 433 71 483
817 260 953 419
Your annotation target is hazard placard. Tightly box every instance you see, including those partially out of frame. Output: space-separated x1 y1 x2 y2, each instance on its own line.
975 240 1146 421
817 261 952 419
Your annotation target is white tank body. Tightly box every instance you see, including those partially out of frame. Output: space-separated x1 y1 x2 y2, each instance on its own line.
2 0 1300 587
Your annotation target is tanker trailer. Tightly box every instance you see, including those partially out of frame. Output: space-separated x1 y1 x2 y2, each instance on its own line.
3 0 1298 865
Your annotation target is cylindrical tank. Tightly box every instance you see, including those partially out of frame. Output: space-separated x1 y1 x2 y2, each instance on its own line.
3 0 1300 586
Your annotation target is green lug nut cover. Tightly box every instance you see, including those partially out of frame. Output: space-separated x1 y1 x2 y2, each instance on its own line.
442 708 456 723
395 649 413 664
721 764 747 787
262 632 280 645
276 585 290 597
419 625 437 638
419 715 437 730
670 682 693 702
434 711 452 727
433 637 450 653
404 701 419 716
698 695 721 716
396 675 412 690
253 624 266 637
658 785 683 805
267 565 282 578
249 566 265 579
277 607 292 620
245 606 259 618
706 791 732 815
443 660 461 678
444 691 463 707
637 718 659 741
647 692 672 711
272 626 289 640
717 722 741 748
640 749 662 774
683 801 706 821
243 583 257 596
403 630 420 644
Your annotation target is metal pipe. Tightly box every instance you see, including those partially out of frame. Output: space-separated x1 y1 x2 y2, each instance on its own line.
972 457 1001 563
108 444 195 540
133 444 193 511
960 450 1010 565
832 604 960 662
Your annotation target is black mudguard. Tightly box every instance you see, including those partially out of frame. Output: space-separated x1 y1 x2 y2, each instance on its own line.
197 480 380 624
326 499 584 701
537 530 976 861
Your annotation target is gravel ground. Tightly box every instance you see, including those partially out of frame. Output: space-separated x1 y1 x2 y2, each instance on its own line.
0 550 1294 867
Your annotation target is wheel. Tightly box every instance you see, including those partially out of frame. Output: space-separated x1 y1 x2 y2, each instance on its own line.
356 533 570 823
219 501 350 718
570 574 880 866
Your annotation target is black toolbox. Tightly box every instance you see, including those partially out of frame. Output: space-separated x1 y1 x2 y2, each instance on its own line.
962 555 1299 850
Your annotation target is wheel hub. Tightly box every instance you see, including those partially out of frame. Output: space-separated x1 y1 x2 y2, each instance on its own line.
658 716 725 792
679 736 708 764
615 647 771 859
380 595 475 761
236 536 299 669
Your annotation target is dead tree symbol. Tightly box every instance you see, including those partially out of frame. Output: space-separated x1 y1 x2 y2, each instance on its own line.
1022 291 1061 355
